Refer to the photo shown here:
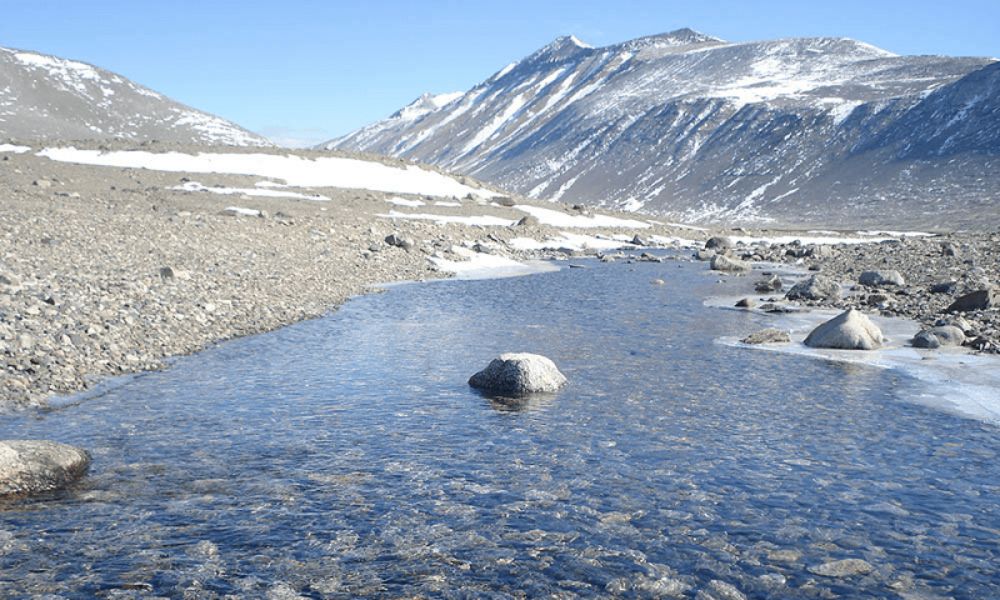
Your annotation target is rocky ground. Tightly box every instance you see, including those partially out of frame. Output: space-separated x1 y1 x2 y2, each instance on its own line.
696 232 1000 353
0 144 708 409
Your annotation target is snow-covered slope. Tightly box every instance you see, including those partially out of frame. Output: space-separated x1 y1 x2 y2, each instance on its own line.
326 29 1000 228
0 46 270 146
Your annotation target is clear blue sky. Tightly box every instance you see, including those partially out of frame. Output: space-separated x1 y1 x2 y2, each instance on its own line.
2 0 997 146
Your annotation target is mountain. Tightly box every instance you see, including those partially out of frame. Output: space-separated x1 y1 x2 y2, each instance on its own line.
325 29 1000 228
0 46 270 146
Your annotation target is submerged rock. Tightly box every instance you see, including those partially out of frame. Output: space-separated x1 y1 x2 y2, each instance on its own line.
469 353 567 396
742 328 791 345
786 274 841 303
710 254 750 273
804 309 883 350
808 558 875 578
0 440 91 497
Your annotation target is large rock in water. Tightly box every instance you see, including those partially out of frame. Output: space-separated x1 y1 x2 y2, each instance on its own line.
786 274 841 302
469 353 567 396
947 288 998 312
804 309 884 350
0 440 91 497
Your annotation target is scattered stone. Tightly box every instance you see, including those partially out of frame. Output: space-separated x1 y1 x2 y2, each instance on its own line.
0 440 91 497
514 215 539 227
735 297 754 308
652 279 665 285
911 330 941 349
941 242 962 257
468 353 567 396
930 281 957 294
742 328 791 344
804 309 884 350
786 274 841 302
631 234 648 246
493 196 516 207
710 254 750 273
755 274 783 292
705 236 734 250
694 249 716 261
32 179 52 189
808 558 875 578
947 288 998 312
859 270 905 287
384 233 415 251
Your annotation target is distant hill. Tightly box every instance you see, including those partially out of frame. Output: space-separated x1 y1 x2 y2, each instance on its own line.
0 46 270 146
326 29 1000 228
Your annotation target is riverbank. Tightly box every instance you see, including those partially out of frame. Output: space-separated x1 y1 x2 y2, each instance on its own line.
3 143 997 409
0 144 704 408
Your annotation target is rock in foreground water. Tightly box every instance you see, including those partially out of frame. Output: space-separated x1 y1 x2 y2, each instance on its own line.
0 440 91 497
469 353 567 396
804 309 883 350
786 274 841 302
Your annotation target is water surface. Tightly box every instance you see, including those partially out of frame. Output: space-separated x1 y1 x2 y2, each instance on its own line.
1 257 998 598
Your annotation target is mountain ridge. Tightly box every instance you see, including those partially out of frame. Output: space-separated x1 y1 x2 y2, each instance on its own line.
326 29 1000 228
0 45 270 146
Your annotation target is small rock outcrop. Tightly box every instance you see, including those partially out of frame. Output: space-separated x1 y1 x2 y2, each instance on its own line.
0 440 91 497
710 254 750 273
947 288 997 312
384 233 415 250
804 309 884 350
859 270 905 287
786 274 841 302
742 328 791 344
469 353 567 396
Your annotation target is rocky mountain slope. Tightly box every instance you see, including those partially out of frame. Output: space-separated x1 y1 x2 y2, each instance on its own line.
326 29 1000 229
0 46 270 146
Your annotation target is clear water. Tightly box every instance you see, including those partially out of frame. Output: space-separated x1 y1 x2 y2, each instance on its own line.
1 257 998 599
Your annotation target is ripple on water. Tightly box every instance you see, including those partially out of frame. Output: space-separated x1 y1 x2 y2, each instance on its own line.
1 255 998 598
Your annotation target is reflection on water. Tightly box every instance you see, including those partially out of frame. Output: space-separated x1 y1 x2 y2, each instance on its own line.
1 257 998 598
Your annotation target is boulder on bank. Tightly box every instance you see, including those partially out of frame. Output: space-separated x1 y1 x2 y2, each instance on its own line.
859 270 905 287
912 325 966 349
947 288 998 313
0 440 91 497
786 274 841 303
742 328 791 345
469 353 567 396
710 254 750 273
804 309 884 350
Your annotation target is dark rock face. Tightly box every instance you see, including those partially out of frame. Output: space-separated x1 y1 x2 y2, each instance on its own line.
328 31 1000 228
947 288 998 312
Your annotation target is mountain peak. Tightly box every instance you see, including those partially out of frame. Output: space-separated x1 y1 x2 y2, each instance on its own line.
529 35 595 63
625 28 725 49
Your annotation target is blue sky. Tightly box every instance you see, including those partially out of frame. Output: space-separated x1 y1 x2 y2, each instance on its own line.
2 0 997 146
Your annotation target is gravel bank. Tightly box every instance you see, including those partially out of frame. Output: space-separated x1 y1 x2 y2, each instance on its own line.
0 144 704 408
